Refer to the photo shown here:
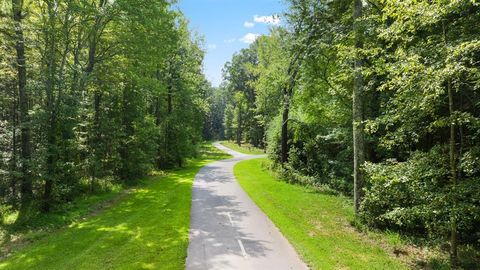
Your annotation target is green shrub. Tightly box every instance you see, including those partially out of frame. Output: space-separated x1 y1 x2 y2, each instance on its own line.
266 114 353 194
361 146 480 244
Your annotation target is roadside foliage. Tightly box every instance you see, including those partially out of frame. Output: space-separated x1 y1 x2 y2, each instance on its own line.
215 0 480 267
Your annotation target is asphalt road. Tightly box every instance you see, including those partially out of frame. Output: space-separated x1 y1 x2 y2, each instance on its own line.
186 142 309 270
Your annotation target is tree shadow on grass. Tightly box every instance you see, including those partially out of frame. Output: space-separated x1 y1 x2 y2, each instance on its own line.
0 170 196 270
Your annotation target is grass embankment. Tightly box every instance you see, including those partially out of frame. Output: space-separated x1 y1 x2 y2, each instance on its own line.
219 140 264 155
234 158 408 270
0 144 230 270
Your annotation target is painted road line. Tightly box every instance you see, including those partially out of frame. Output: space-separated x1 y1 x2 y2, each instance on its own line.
237 239 248 258
227 212 234 226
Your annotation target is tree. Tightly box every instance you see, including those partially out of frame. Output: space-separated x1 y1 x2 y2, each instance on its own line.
362 1 480 265
0 0 211 222
352 0 365 213
222 45 261 146
11 0 33 217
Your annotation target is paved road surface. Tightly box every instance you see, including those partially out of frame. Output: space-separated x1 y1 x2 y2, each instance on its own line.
186 143 309 270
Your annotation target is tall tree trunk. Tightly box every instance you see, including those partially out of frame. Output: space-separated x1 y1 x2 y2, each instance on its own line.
10 87 18 204
236 105 242 146
155 96 162 168
280 39 305 165
81 0 107 190
44 88 57 212
71 30 82 95
443 20 458 268
352 0 365 214
448 78 458 267
281 91 289 164
90 91 102 192
57 5 76 190
79 0 106 92
167 85 172 115
43 0 58 213
12 0 33 217
119 84 133 181
165 83 173 162
280 60 300 165
278 17 318 165
154 68 162 168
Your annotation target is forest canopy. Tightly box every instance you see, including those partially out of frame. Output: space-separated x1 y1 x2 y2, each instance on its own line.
0 0 214 219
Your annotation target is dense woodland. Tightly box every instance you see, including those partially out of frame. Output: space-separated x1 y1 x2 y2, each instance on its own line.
0 0 214 220
1 0 479 268
213 0 480 267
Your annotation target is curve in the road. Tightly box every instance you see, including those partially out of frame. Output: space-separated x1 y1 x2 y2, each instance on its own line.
186 142 309 270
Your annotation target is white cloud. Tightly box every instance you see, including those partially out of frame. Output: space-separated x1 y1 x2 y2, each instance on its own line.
253 14 281 26
207 44 217 49
243 21 255 28
239 33 260 44
224 38 236 43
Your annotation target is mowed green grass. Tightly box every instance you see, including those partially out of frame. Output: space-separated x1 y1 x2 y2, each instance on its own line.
0 144 230 270
219 141 264 155
234 158 408 270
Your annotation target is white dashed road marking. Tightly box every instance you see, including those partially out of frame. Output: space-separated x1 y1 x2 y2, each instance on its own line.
237 239 248 258
227 212 234 226
186 142 308 270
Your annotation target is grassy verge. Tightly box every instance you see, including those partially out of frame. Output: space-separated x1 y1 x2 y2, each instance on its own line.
234 158 408 270
219 140 264 155
0 143 230 270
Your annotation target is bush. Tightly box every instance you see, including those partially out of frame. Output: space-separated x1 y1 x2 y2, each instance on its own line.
360 146 480 244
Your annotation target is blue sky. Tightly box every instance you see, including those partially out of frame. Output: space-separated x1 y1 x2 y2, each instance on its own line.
177 0 286 86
